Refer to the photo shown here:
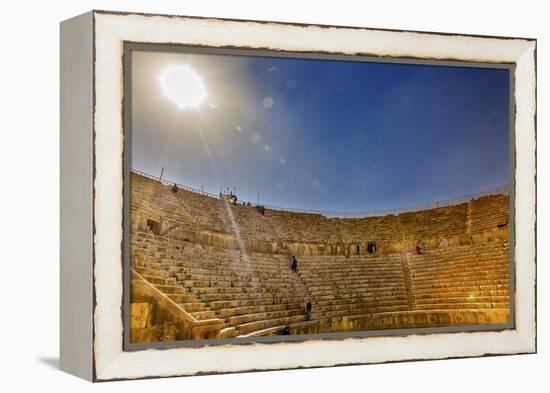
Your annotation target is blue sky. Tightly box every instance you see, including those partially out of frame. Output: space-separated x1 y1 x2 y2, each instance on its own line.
131 50 510 212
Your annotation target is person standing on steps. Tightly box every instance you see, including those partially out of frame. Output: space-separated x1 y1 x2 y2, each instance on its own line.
368 241 377 254
282 324 291 335
306 300 312 321
291 255 298 272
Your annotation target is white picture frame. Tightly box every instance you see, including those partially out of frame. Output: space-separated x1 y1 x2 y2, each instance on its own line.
60 10 536 381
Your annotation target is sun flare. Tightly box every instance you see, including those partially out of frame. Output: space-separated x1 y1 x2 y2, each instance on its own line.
160 66 207 110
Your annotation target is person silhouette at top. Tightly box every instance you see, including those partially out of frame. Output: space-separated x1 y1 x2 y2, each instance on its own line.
171 183 178 194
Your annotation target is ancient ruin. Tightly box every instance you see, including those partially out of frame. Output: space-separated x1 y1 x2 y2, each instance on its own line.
129 171 510 342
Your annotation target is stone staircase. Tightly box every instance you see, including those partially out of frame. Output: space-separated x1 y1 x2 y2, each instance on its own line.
132 231 310 338
296 254 410 319
408 240 510 312
399 251 416 309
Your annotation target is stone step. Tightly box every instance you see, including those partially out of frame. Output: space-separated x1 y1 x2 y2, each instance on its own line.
307 283 406 292
316 297 408 307
132 265 170 278
165 293 197 303
140 274 177 286
132 260 163 270
415 302 509 310
152 284 187 294
412 282 509 291
203 292 308 303
413 264 508 274
299 266 403 274
414 289 509 298
179 302 209 313
414 296 509 305
167 264 290 275
179 277 304 289
410 255 508 267
304 278 405 288
190 310 217 320
226 309 305 327
235 315 306 335
216 303 302 319
300 271 404 279
412 277 508 287
320 305 411 318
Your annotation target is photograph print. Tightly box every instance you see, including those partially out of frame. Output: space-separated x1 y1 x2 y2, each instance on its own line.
126 45 512 346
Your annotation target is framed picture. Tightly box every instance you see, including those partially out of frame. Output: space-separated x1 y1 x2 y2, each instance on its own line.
60 10 537 381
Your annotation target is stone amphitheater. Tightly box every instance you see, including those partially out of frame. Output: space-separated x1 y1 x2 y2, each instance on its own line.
129 171 511 343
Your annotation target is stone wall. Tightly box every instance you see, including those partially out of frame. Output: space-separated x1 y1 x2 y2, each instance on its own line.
131 172 509 257
286 309 509 336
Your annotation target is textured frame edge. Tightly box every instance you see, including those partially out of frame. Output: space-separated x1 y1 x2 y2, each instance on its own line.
86 11 535 381
60 11 95 381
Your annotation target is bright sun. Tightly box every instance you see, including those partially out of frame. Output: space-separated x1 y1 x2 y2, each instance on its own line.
160 66 207 110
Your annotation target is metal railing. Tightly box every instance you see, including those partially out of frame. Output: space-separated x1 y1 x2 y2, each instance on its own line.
131 169 220 198
130 169 511 218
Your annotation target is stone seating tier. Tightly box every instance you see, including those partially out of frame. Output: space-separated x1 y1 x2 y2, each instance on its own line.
131 231 510 337
131 172 509 246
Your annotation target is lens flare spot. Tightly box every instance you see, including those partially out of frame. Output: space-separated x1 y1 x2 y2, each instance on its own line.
263 97 274 108
250 133 262 144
